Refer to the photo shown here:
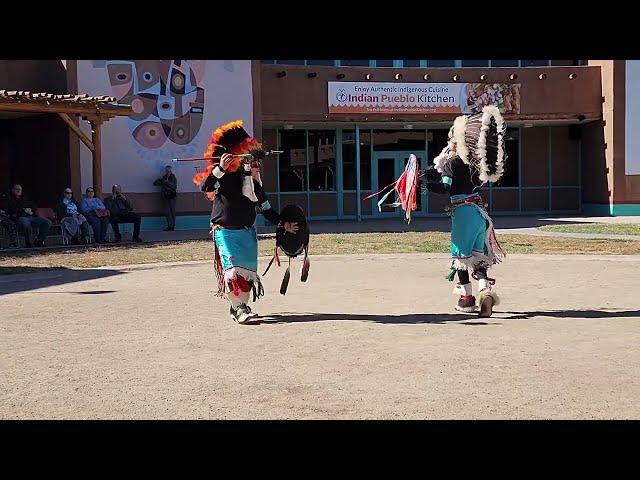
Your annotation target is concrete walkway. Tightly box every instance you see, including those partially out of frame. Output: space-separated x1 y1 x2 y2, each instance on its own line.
3 253 640 419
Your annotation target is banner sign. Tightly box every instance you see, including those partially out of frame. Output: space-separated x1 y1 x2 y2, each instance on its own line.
328 82 521 114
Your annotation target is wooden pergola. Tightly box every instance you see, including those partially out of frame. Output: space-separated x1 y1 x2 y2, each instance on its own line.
0 90 132 197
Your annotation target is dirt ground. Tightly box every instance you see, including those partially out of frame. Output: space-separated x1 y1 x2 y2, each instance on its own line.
2 253 640 419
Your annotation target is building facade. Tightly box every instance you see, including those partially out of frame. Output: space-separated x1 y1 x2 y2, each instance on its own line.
1 60 638 229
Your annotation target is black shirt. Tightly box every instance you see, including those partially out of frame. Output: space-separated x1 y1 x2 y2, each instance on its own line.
427 155 480 197
104 195 133 217
202 168 280 228
5 194 38 218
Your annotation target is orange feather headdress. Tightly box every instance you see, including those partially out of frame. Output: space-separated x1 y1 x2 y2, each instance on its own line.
192 120 262 200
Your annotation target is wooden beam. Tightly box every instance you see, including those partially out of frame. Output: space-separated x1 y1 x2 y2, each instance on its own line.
57 113 94 152
0 101 131 117
90 119 103 197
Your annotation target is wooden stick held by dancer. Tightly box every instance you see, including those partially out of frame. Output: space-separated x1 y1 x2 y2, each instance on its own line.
172 150 283 163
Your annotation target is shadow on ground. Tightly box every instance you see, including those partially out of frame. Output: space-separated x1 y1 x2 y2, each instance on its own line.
251 312 499 326
250 308 640 325
0 266 124 296
502 309 640 320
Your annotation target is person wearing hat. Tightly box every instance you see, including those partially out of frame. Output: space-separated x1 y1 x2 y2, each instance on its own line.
424 105 507 317
153 165 178 231
194 120 298 324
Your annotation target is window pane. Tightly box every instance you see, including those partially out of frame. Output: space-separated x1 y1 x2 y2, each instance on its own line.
307 60 335 66
491 60 519 67
461 60 489 67
427 60 455 67
261 60 275 64
278 130 307 192
521 60 550 67
402 60 420 67
428 128 450 166
375 60 393 67
373 130 426 152
276 60 305 65
308 130 336 191
343 130 356 190
342 130 371 190
497 128 520 187
340 60 369 66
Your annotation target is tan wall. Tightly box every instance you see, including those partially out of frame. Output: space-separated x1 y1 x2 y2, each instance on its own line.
625 67 640 205
625 176 640 202
251 60 263 147
588 61 623 204
584 60 640 206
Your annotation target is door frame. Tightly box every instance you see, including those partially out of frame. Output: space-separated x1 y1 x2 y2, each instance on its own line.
371 151 404 217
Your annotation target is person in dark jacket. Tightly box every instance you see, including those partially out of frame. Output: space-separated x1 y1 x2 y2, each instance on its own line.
153 165 178 231
4 184 51 248
104 184 142 243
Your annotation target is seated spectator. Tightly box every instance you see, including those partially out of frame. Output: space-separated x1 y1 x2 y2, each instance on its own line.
0 207 20 248
4 184 51 248
56 187 92 244
80 186 110 244
104 184 142 243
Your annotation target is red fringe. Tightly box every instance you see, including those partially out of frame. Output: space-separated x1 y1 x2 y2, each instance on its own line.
229 276 252 297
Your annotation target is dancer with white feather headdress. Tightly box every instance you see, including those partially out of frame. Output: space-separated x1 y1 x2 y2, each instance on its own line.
423 105 507 317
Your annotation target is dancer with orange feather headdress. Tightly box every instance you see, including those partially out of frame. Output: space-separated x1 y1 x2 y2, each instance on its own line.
192 120 298 324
